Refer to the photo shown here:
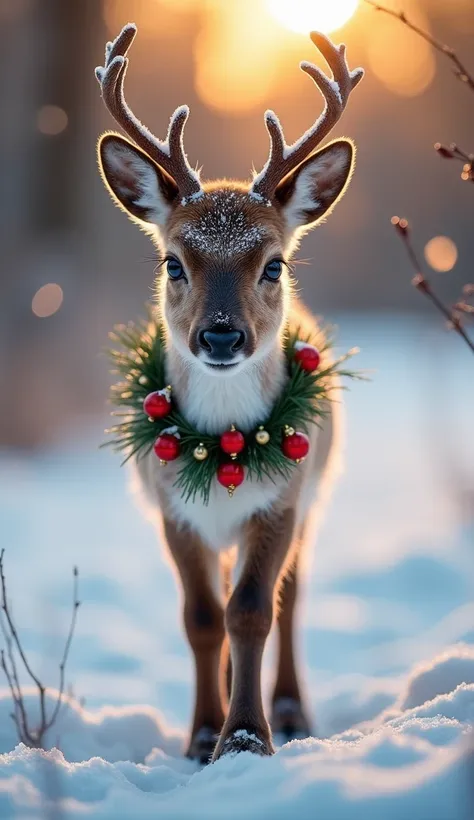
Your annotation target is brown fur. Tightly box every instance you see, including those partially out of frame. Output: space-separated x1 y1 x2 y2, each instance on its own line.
213 507 297 759
162 518 227 762
157 183 290 366
97 27 359 761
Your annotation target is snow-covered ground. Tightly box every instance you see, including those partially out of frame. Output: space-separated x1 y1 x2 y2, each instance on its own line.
0 316 473 818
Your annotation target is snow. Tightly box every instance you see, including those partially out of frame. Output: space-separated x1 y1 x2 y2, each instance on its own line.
0 316 473 818
0 670 472 818
181 191 265 254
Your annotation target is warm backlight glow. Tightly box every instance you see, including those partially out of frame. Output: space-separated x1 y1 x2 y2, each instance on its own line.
366 6 435 97
32 284 63 318
195 0 278 114
424 237 458 273
266 0 359 34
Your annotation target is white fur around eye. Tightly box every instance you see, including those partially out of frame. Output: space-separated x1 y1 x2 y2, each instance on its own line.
101 139 172 227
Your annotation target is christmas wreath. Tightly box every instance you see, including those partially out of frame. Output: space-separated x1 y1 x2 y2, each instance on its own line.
104 313 359 504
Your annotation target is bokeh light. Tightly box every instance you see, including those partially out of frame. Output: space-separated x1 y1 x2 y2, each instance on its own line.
266 0 359 35
195 0 279 114
424 236 458 272
36 105 68 136
431 0 474 33
366 5 435 97
32 284 64 318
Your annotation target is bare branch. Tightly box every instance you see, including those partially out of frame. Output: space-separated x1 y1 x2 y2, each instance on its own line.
46 567 80 730
364 0 474 93
0 550 80 749
1 650 30 745
0 549 47 733
391 217 474 355
435 143 474 184
0 634 34 745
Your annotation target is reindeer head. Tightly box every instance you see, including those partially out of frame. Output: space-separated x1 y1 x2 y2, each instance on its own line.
96 24 363 372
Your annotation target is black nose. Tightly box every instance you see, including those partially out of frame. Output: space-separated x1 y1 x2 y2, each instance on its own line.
199 328 246 360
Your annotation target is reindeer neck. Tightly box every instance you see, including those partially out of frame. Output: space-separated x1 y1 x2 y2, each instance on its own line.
165 341 287 435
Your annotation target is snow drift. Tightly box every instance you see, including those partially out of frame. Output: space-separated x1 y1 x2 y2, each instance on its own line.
0 644 472 819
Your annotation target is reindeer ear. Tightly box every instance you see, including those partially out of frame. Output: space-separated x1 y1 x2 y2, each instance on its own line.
275 139 355 232
98 134 179 227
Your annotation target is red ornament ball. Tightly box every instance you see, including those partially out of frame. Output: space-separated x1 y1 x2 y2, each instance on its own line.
143 389 171 419
220 426 245 459
154 433 180 463
217 462 245 496
282 431 310 463
294 343 321 372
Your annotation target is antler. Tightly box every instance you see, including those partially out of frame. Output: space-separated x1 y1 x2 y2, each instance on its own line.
95 23 203 200
251 32 364 201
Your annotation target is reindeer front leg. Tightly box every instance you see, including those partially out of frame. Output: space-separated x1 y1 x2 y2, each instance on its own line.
212 507 296 760
163 519 227 764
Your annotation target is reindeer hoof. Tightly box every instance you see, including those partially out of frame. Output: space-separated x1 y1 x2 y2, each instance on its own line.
271 697 313 743
186 726 218 765
213 728 274 761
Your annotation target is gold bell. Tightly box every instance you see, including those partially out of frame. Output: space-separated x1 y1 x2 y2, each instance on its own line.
284 425 295 437
255 426 270 446
193 443 208 462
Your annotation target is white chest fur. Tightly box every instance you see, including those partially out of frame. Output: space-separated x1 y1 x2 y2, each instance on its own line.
132 344 326 553
165 345 285 435
133 426 322 553
168 468 285 551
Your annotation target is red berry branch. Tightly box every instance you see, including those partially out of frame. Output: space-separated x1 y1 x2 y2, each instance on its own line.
391 217 474 355
0 549 80 748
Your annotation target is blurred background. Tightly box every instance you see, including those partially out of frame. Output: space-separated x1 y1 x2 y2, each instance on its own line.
0 0 472 737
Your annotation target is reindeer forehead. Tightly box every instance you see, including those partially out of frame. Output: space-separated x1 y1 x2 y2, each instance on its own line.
174 190 274 256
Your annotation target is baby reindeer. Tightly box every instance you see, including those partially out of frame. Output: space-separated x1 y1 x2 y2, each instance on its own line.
96 24 363 762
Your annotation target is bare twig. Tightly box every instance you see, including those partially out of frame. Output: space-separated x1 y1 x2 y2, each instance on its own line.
364 0 474 92
0 549 80 748
391 217 474 355
434 143 474 184
0 608 34 744
454 283 474 320
0 649 29 744
46 567 80 730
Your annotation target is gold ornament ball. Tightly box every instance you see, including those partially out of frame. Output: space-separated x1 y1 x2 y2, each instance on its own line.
193 443 208 461
255 427 270 445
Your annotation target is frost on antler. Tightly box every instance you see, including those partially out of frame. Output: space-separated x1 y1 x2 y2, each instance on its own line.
95 23 202 200
251 32 364 200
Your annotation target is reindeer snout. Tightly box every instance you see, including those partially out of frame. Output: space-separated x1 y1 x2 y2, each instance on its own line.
198 328 246 361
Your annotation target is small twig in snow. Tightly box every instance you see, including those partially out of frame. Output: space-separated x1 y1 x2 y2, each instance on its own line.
0 549 80 748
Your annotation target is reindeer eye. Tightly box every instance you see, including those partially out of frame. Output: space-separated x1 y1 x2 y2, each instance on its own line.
262 260 283 282
166 258 185 281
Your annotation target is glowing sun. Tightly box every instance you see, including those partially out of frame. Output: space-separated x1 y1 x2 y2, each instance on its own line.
266 0 359 35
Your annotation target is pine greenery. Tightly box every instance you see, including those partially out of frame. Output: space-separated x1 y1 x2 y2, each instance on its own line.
103 311 359 504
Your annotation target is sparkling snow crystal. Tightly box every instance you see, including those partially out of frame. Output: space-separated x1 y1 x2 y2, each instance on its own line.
181 191 265 255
